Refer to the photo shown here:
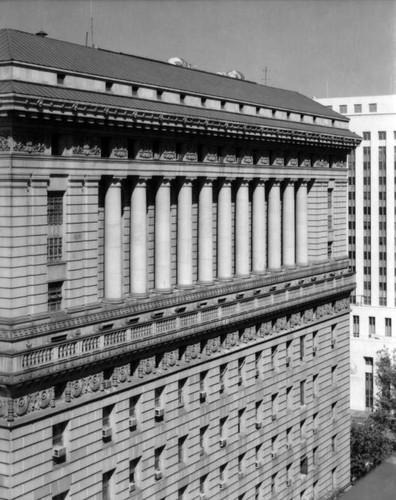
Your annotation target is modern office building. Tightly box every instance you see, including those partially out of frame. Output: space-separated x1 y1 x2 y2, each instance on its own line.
0 30 359 500
317 95 396 415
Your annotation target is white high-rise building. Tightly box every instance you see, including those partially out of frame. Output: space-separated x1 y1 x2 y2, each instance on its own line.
317 95 396 415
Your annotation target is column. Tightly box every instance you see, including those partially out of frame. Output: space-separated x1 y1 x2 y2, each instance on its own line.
252 179 266 274
282 180 296 267
235 179 250 277
130 177 148 296
198 178 213 284
296 180 308 266
155 178 172 292
177 178 193 288
104 178 123 301
267 179 281 270
217 179 232 280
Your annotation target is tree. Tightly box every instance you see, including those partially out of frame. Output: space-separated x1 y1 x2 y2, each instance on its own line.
350 418 393 482
372 347 396 431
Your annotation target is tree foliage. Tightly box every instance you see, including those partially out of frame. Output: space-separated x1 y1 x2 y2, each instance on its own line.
372 348 396 431
350 418 393 482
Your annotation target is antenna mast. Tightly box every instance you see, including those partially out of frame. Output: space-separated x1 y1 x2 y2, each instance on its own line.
90 0 94 47
262 67 270 85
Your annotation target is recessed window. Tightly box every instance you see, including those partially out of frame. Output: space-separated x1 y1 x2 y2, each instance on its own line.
131 85 139 96
48 281 62 311
105 81 113 93
57 73 65 85
339 105 347 114
157 89 163 100
378 131 386 140
354 104 362 113
369 103 377 112
363 131 371 140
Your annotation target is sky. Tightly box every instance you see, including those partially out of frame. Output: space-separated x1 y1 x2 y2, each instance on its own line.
0 0 395 99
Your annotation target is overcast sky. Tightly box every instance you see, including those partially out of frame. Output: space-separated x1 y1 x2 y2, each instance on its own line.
1 0 395 99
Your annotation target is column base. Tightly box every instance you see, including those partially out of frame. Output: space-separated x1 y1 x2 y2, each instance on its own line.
198 280 215 287
235 273 250 279
129 292 149 299
102 297 124 305
216 276 234 282
268 267 282 273
252 269 267 276
296 261 310 267
153 288 173 295
175 283 195 290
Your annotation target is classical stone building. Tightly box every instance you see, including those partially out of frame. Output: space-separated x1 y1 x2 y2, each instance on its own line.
0 30 359 500
317 95 396 415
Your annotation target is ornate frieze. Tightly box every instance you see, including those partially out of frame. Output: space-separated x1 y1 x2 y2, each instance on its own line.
111 139 128 158
13 132 47 153
13 388 54 418
137 356 156 378
72 137 101 157
223 148 236 163
271 151 284 166
182 144 198 162
285 153 298 167
313 155 330 169
160 142 177 161
256 153 270 166
299 155 311 168
240 150 254 165
67 373 103 400
0 130 11 151
135 140 153 160
203 146 219 163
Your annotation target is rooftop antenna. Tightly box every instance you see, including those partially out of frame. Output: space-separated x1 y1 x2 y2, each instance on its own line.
90 0 95 47
326 81 329 98
262 66 270 85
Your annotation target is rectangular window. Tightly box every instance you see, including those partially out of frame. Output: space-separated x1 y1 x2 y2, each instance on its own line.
102 470 115 500
369 103 377 112
47 237 63 262
353 316 359 337
331 365 337 386
48 281 62 311
129 458 140 489
369 316 376 336
354 104 362 113
386 318 392 337
199 425 208 455
219 363 227 394
105 81 113 93
379 131 386 140
178 378 187 407
52 421 67 463
339 105 347 114
178 435 187 464
102 405 114 441
299 335 305 361
57 73 65 85
313 374 319 398
154 446 165 477
300 455 308 475
300 380 306 406
365 372 374 410
331 435 337 453
363 131 371 140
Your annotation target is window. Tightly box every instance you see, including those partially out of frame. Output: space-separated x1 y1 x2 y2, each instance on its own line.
313 446 319 466
178 486 188 499
313 374 319 398
300 455 308 475
286 386 293 411
300 380 306 406
379 131 386 140
53 493 68 500
354 104 362 113
47 237 62 262
271 473 278 494
353 316 360 337
238 357 245 386
178 378 187 407
299 335 305 361
255 351 261 378
300 419 307 441
102 469 115 500
238 409 246 434
339 104 347 114
48 281 62 312
238 453 245 475
47 191 64 260
331 365 337 386
271 393 279 419
102 405 114 442
386 318 392 337
154 446 165 478
200 371 208 402
363 131 371 140
199 425 208 455
369 316 376 336
105 81 113 93
219 363 227 394
219 416 227 442
57 73 65 85
129 458 140 489
365 372 374 410
369 103 377 112
271 345 278 370
52 421 67 464
178 435 187 464
199 474 208 495
331 435 337 453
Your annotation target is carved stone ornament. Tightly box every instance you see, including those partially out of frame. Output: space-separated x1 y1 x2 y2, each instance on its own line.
313 156 329 169
115 365 130 383
262 321 272 335
271 152 284 166
287 156 298 167
138 356 155 378
13 133 46 153
183 144 198 162
161 143 176 161
223 149 236 163
136 140 153 160
299 156 311 168
289 312 301 327
72 137 101 157
189 343 200 360
304 308 314 322
257 154 270 166
13 389 53 417
167 350 178 367
204 147 218 162
112 140 128 158
0 398 8 418
241 153 254 165
0 130 10 151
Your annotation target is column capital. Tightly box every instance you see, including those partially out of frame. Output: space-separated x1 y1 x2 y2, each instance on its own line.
297 178 310 185
217 177 233 188
235 177 250 187
198 177 216 188
177 176 196 187
269 178 282 187
131 176 150 188
253 178 266 186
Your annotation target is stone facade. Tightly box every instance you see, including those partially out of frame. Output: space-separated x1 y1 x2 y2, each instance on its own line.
0 30 360 500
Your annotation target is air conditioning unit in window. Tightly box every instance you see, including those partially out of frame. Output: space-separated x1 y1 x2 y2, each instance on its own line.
238 471 244 479
129 417 137 429
102 426 112 440
286 443 292 451
255 420 262 430
254 460 262 469
285 356 291 365
271 451 277 459
331 339 336 348
286 479 292 487
238 376 243 386
102 380 112 389
154 470 162 480
200 390 207 403
220 382 225 393
52 445 66 459
129 482 136 492
312 346 317 355
219 438 227 448
219 481 226 490
155 407 164 420
313 427 318 435
271 414 277 421
199 493 207 500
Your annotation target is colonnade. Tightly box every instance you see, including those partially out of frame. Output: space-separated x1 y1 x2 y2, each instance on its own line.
104 177 309 301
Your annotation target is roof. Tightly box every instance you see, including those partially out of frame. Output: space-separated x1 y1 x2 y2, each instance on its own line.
0 29 347 121
0 80 360 141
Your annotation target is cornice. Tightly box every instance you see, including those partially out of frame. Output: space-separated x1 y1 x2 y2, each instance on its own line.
0 93 361 149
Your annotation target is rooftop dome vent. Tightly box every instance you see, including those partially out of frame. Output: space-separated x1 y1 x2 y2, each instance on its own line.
226 70 245 80
168 57 193 69
35 30 48 37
